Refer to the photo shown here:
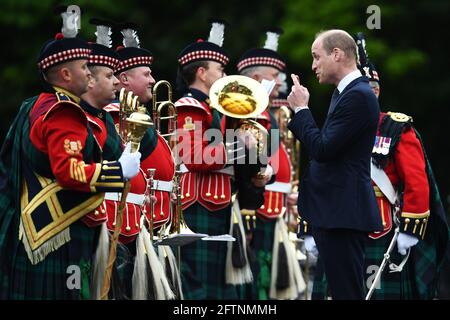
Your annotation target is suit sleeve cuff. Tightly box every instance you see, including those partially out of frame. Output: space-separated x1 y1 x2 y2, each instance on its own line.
295 106 309 113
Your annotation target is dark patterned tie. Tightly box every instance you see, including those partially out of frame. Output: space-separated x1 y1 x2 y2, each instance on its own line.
327 88 340 115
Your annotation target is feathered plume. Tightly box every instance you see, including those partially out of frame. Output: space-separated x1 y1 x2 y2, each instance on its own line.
355 32 369 67
207 19 227 47
121 23 140 48
90 18 113 48
60 6 80 38
264 27 284 52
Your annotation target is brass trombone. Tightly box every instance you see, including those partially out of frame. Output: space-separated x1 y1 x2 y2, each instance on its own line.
152 80 178 149
151 80 204 247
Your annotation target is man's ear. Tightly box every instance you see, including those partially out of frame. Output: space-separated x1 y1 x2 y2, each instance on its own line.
87 74 96 89
60 67 71 82
251 74 261 82
196 66 207 82
119 72 128 84
333 48 343 62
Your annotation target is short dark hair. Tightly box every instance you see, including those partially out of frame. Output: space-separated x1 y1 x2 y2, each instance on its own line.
316 30 357 61
87 65 100 80
180 60 210 86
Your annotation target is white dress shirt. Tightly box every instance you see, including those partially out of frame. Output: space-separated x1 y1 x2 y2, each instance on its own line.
294 69 362 113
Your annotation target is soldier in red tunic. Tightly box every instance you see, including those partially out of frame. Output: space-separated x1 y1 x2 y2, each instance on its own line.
236 28 305 300
102 23 177 300
0 10 140 299
175 20 271 299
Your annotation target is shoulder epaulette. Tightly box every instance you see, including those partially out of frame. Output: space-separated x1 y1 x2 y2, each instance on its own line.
175 97 209 111
372 111 414 168
103 103 120 113
387 111 413 123
43 96 86 122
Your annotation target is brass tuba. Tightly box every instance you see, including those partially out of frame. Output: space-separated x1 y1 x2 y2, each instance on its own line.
209 75 270 168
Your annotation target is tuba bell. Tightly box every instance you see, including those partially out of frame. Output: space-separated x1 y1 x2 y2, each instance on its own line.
209 75 270 167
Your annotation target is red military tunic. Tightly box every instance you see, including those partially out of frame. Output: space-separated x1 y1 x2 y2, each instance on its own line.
257 143 292 219
370 112 430 239
103 102 175 242
175 93 232 212
140 132 175 230
24 87 125 257
254 110 292 219
103 102 146 242
30 89 123 194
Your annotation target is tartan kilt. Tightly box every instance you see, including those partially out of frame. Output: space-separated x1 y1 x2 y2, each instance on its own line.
1 215 99 300
180 203 243 300
245 216 276 300
312 229 419 300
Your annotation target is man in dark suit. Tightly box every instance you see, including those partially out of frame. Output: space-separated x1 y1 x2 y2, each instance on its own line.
287 29 383 299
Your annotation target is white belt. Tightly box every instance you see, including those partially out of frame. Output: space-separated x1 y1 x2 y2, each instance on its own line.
104 192 145 206
265 181 292 193
179 163 234 176
370 161 398 205
152 179 173 192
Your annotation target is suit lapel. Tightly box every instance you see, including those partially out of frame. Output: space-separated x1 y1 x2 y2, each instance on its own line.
323 77 368 127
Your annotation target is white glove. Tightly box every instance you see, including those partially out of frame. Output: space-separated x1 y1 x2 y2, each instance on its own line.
118 142 141 180
304 235 319 257
396 232 419 255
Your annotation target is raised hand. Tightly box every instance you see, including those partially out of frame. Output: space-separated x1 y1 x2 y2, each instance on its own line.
287 73 310 111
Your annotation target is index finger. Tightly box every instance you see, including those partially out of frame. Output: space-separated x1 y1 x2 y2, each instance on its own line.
291 73 301 88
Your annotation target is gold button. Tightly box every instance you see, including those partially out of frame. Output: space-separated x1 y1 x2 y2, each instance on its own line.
214 195 218 200
205 192 211 197
94 210 99 216
415 219 420 225
268 209 272 213
274 208 279 213
185 193 190 198
220 194 225 199
126 226 131 231
405 218 410 223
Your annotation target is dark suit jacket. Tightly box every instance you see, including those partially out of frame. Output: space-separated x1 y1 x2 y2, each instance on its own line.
288 76 382 232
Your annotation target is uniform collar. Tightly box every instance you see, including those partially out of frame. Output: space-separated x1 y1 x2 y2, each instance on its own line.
80 99 106 120
186 88 210 105
53 86 81 104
